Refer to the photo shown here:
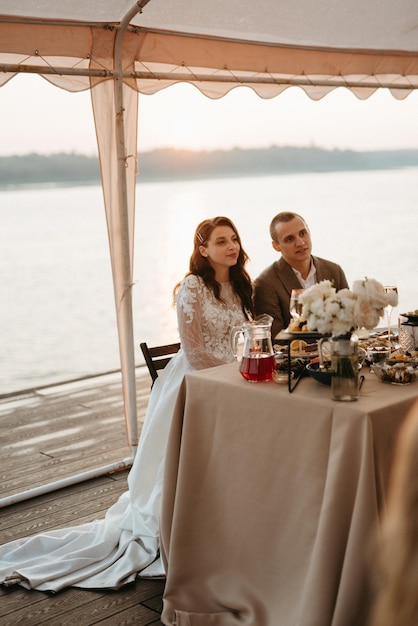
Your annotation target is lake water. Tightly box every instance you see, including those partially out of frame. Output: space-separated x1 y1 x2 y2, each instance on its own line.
1 168 417 394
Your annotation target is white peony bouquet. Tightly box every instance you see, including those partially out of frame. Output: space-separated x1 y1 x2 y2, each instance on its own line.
299 278 398 336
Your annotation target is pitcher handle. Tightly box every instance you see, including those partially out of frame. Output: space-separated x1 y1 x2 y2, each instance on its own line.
230 326 243 359
318 337 330 369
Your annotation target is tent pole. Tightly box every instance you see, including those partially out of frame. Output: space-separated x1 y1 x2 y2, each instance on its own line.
0 459 133 509
111 2 150 456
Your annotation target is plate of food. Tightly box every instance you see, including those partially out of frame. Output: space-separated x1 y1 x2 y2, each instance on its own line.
274 351 311 380
283 327 322 339
286 318 310 333
276 340 318 358
289 339 318 357
401 310 418 324
387 350 418 366
371 362 418 385
359 337 391 350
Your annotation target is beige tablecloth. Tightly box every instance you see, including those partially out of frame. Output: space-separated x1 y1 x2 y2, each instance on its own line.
160 363 418 626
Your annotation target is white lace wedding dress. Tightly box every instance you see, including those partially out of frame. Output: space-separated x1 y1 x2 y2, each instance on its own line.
0 275 246 592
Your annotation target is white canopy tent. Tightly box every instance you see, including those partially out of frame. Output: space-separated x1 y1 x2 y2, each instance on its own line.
1 0 417 502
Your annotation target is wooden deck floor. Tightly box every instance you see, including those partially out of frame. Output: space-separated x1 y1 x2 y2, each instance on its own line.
0 368 165 625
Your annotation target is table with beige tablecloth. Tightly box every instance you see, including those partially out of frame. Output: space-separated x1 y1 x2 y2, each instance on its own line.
160 362 418 626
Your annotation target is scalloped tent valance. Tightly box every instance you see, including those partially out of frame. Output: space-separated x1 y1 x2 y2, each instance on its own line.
1 0 418 99
0 0 417 471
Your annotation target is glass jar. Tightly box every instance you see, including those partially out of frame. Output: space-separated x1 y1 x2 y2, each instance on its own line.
330 333 359 401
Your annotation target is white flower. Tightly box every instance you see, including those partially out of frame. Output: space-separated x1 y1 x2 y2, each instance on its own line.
299 277 395 336
352 278 387 309
353 299 381 330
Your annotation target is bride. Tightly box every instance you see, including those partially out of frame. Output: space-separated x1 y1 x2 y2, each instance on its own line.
0 216 254 592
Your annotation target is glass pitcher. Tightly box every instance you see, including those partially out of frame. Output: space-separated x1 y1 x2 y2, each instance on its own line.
231 314 275 382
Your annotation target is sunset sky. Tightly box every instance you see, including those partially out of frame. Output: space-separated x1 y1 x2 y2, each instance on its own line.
1 73 418 156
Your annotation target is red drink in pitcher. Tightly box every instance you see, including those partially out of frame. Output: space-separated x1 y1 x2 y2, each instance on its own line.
240 354 276 382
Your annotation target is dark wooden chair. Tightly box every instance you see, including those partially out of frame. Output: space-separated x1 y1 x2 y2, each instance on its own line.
140 341 181 386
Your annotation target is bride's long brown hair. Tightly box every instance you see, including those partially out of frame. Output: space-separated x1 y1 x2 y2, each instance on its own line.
173 216 254 318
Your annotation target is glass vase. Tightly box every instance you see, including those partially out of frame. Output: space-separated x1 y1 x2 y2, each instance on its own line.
330 333 359 401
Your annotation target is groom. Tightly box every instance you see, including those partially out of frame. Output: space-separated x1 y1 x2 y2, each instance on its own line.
254 211 349 339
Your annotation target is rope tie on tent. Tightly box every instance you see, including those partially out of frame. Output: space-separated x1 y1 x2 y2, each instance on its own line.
120 153 138 175
33 50 60 74
137 60 159 80
299 70 315 87
339 71 353 90
17 53 32 66
88 53 113 74
221 64 243 84
179 61 201 83
339 71 378 91
118 281 137 311
33 49 91 74
266 67 293 87
371 73 383 90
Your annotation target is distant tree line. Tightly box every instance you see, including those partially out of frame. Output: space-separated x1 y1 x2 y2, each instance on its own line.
1 146 418 187
138 146 418 181
0 153 100 186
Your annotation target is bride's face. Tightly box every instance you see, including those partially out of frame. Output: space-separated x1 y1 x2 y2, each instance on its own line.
199 225 240 271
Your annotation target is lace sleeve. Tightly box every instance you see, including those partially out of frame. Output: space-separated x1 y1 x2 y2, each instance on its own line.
176 275 232 370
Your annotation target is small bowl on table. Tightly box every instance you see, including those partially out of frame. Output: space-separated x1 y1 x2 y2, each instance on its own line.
272 369 294 384
306 357 363 386
274 349 308 383
306 359 333 386
366 346 391 366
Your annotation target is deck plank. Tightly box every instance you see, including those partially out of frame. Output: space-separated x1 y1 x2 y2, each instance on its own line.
0 446 132 497
0 369 151 496
0 368 164 625
0 479 128 542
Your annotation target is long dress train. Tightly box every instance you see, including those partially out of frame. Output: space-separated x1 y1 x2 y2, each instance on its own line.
0 276 246 592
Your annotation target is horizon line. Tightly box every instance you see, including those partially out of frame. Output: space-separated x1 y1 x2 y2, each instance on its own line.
2 144 418 159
